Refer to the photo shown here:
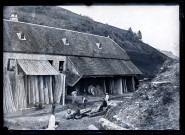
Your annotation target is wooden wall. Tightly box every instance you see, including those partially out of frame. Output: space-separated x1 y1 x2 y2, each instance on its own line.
3 52 66 113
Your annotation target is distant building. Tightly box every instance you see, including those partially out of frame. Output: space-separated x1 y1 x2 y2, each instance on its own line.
3 17 142 113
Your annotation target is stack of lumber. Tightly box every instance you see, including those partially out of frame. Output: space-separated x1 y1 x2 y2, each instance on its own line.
53 74 65 103
14 74 27 110
3 73 17 113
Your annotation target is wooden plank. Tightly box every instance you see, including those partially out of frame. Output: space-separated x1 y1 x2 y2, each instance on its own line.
38 76 44 103
88 110 106 117
34 76 39 103
27 76 31 104
47 76 53 104
54 74 63 103
3 73 17 113
80 108 91 114
31 76 35 104
43 76 49 104
43 87 49 104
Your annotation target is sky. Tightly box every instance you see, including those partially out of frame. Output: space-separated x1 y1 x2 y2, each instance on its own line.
60 5 179 56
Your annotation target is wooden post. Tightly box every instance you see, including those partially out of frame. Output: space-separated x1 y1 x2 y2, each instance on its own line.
125 79 127 92
62 74 66 105
132 76 135 92
122 78 127 93
120 78 123 95
103 79 106 94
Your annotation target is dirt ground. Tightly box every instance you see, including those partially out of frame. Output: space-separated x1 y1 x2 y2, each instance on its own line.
4 93 133 130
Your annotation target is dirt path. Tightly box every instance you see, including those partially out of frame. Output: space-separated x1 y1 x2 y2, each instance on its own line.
4 94 133 130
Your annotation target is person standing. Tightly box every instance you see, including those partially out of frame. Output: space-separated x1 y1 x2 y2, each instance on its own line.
82 96 87 108
105 93 109 104
71 91 77 104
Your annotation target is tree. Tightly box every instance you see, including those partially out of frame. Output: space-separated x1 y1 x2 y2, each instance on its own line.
126 27 134 41
128 27 133 34
137 30 142 40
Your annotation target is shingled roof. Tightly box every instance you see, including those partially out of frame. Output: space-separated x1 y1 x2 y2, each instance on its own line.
3 19 130 60
3 19 142 86
68 56 142 76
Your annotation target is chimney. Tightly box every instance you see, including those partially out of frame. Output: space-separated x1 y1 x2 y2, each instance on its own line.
10 12 18 22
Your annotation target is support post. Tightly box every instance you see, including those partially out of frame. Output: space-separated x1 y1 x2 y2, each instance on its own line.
62 74 66 105
132 76 135 92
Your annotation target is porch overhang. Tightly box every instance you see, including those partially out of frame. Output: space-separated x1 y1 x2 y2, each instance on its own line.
17 59 60 75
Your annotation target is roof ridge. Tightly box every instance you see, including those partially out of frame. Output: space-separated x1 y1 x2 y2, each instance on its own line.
3 19 110 39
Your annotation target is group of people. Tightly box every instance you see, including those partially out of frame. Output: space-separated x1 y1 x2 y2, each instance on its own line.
43 92 110 130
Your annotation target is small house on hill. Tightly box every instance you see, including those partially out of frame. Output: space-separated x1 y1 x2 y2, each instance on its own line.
3 17 142 114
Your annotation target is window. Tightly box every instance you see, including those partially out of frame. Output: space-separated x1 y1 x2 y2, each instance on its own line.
7 59 16 71
17 32 26 40
17 64 23 75
62 38 69 45
59 61 64 73
48 60 53 65
96 43 102 49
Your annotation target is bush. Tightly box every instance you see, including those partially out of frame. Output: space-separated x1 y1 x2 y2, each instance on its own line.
162 92 174 105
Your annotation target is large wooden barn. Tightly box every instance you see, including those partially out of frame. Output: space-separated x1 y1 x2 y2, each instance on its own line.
3 16 142 114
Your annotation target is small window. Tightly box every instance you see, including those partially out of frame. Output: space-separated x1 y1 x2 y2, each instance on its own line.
59 61 64 73
17 64 23 75
48 60 53 65
17 32 26 40
62 38 69 45
96 43 102 49
7 59 16 71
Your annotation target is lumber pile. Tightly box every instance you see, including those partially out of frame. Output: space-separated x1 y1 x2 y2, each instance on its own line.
80 108 91 115
53 74 65 103
3 73 17 113
99 118 127 130
14 74 27 110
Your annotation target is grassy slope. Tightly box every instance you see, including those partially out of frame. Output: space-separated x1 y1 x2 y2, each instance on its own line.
105 59 179 130
3 6 169 78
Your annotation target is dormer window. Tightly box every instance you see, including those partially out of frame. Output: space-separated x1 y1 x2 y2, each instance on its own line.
17 32 26 40
62 38 69 45
96 43 102 49
10 13 18 22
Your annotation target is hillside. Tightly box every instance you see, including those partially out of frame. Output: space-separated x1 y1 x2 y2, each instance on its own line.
3 6 170 78
160 50 179 60
106 58 179 130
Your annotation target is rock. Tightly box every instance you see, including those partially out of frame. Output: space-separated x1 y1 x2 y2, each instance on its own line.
99 118 127 130
88 124 99 130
